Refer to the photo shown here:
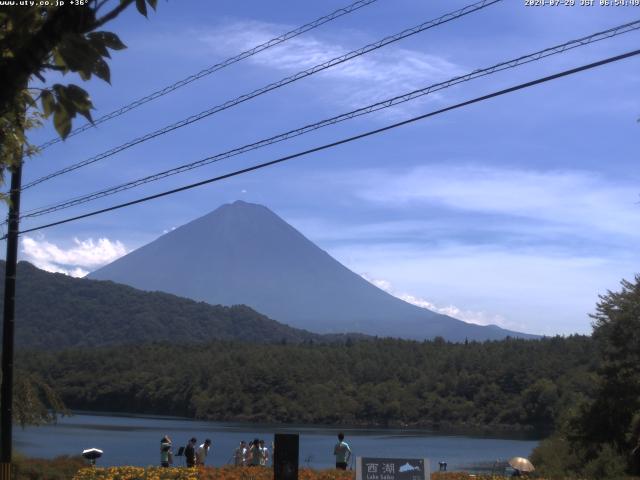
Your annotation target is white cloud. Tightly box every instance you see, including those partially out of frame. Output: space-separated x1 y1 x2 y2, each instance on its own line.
200 20 463 113
21 236 128 278
360 273 510 328
351 165 640 239
334 241 634 335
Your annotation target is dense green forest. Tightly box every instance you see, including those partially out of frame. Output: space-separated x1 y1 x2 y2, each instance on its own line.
0 261 367 348
19 335 594 432
531 276 640 479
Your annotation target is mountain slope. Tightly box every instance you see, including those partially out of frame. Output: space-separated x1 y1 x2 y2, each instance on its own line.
0 261 330 350
90 201 537 341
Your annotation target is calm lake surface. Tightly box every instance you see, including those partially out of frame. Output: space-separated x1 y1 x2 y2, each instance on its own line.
15 413 539 472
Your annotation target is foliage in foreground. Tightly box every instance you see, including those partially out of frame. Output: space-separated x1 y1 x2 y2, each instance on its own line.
532 275 640 479
71 466 351 480
13 454 85 480
13 458 640 480
11 369 67 427
71 466 528 480
73 465 198 480
197 466 352 480
0 0 160 209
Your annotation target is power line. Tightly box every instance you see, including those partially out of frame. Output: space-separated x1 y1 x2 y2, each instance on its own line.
18 19 640 221
21 0 502 192
12 48 640 239
34 0 380 151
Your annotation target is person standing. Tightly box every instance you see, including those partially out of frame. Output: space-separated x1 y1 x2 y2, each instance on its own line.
160 435 173 468
184 437 197 468
333 432 351 470
234 440 247 466
259 439 269 466
196 439 212 466
248 437 261 466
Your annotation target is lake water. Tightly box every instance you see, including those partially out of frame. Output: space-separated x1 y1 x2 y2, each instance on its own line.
15 413 539 473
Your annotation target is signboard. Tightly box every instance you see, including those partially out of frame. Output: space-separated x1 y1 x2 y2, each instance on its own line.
356 457 430 480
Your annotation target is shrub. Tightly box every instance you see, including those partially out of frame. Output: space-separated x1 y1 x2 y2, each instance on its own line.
582 444 628 480
13 454 85 480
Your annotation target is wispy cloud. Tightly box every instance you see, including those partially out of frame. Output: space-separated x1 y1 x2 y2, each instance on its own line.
331 240 632 335
199 20 463 113
21 236 128 278
360 273 510 328
351 165 640 239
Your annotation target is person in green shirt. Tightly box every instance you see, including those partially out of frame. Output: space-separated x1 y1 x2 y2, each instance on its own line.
333 432 351 470
160 435 173 468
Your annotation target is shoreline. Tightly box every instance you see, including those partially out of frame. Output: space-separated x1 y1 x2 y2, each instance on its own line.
65 409 547 441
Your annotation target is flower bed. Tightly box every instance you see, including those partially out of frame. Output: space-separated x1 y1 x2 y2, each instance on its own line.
197 466 353 480
71 466 355 480
72 466 519 480
73 466 199 480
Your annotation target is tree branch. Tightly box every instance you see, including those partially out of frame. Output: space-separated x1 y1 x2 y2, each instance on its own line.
42 63 66 71
94 0 110 13
91 0 135 30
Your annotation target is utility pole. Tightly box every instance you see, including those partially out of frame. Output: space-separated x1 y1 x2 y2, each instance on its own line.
0 153 23 480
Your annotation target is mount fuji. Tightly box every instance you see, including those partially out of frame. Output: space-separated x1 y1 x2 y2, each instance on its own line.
89 201 536 341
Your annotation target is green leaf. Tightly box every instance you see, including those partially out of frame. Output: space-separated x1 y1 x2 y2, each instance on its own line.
87 31 126 52
57 36 101 79
75 107 93 124
53 105 71 139
86 33 110 58
23 91 37 108
52 49 68 70
103 32 126 50
92 57 111 83
64 84 94 123
52 85 76 120
136 0 147 17
64 84 92 109
147 0 157 10
41 90 54 117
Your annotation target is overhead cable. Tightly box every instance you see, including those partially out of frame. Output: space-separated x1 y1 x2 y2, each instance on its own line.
19 19 640 220
35 0 380 150
22 0 502 191
12 48 640 238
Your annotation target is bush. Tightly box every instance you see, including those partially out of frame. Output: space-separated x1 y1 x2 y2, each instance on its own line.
13 454 86 480
530 435 581 479
582 444 628 480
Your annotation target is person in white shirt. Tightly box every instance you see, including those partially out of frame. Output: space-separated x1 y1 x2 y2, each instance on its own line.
196 438 212 466
234 440 247 466
259 439 269 466
333 432 351 470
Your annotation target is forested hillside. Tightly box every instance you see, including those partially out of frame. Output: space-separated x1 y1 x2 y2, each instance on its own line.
20 335 595 431
0 261 334 348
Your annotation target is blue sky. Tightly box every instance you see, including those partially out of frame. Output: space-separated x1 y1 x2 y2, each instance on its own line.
7 0 640 336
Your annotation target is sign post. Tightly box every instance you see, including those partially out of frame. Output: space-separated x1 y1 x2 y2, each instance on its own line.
0 158 23 480
356 457 430 480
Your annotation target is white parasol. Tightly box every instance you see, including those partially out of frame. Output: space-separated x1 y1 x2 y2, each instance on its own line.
508 457 534 472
